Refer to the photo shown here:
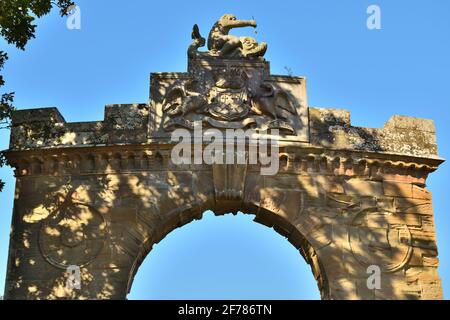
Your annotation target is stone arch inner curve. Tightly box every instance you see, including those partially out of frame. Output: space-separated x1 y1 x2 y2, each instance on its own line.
125 205 330 300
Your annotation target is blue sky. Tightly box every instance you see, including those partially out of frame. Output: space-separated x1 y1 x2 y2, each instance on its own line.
0 0 449 299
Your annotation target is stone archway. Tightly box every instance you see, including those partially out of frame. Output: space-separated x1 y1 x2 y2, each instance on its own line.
2 15 444 300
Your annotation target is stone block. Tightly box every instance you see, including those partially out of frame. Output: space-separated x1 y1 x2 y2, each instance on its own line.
395 198 434 215
11 107 66 125
383 181 413 198
412 185 432 200
384 115 436 133
344 179 383 197
315 175 345 194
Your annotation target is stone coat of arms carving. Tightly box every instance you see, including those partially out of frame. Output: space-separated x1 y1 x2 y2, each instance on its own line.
207 68 250 121
151 14 309 140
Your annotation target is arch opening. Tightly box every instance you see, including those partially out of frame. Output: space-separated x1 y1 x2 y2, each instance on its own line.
127 209 327 300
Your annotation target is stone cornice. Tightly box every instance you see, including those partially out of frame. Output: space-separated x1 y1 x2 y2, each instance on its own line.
4 143 443 178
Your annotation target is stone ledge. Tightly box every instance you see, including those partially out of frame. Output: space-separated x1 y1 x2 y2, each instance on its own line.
384 115 436 133
11 107 66 125
4 143 444 179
